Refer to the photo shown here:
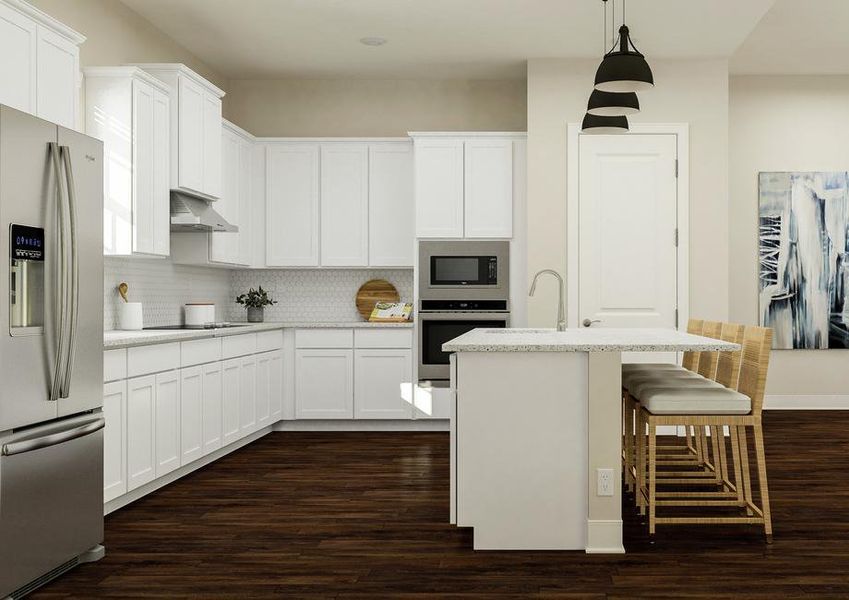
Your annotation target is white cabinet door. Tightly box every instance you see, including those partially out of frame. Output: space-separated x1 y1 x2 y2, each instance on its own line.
295 349 354 419
369 143 414 266
202 93 222 199
127 375 156 491
222 358 241 446
239 355 257 435
154 370 181 478
255 351 271 430
35 25 78 129
237 136 253 266
414 139 464 238
266 143 320 266
210 127 240 263
0 3 36 115
103 380 127 503
152 89 171 256
269 349 283 421
464 138 513 238
180 366 203 466
320 144 368 266
354 349 413 419
132 79 155 255
201 361 223 455
177 76 204 194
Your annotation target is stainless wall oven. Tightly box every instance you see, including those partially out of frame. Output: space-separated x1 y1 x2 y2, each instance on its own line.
419 240 510 302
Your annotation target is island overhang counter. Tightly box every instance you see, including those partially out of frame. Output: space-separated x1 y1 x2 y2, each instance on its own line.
442 328 739 553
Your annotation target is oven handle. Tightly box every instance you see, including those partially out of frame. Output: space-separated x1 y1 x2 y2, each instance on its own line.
417 312 510 321
2 418 105 456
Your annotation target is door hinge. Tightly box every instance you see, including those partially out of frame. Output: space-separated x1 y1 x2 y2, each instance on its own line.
674 228 679 247
674 159 679 178
675 308 679 328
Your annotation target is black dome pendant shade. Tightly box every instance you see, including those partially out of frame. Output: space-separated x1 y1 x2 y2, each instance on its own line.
594 25 654 93
581 113 629 134
587 89 640 117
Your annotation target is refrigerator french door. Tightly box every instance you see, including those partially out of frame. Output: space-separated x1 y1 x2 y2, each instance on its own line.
0 105 105 598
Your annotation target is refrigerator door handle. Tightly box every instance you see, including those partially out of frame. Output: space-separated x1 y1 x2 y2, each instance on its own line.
1 417 105 456
59 145 79 399
47 142 68 403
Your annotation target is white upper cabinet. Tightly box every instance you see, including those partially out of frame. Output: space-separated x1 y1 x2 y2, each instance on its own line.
85 67 171 257
134 64 225 200
0 0 83 129
320 143 369 266
369 142 414 266
266 143 320 266
464 138 513 238
413 138 465 238
209 124 241 264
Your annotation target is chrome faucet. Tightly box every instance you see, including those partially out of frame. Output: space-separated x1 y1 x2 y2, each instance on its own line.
528 269 566 331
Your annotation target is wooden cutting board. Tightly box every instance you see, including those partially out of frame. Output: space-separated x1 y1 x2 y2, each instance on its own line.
356 279 400 320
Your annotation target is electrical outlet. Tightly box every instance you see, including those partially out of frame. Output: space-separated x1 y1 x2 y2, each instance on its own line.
597 468 614 496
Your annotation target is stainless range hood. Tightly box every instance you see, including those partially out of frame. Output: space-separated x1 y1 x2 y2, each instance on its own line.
170 191 238 232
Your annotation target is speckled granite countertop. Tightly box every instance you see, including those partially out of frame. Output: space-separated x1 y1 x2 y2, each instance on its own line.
104 321 414 349
442 328 739 353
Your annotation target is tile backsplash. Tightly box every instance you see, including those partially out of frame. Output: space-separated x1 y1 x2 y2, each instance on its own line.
104 258 413 329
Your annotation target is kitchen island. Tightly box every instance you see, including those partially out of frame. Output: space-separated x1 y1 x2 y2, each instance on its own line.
443 328 738 553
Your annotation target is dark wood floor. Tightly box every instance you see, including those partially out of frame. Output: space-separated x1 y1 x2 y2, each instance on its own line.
32 411 849 599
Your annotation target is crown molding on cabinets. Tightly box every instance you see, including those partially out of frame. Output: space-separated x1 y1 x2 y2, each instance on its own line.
83 66 170 95
259 137 410 143
407 131 527 139
130 63 225 98
2 0 85 43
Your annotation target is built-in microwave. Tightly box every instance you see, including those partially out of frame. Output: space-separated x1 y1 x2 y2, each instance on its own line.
418 240 510 303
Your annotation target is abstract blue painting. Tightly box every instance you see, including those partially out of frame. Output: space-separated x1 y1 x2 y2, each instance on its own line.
759 172 849 349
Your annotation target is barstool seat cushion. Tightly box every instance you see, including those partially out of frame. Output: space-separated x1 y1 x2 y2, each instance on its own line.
622 362 684 373
641 387 751 415
623 369 702 392
630 377 724 399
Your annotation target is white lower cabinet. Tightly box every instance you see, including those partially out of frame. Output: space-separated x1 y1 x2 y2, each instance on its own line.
255 352 272 430
180 366 203 465
269 350 284 420
239 355 257 435
295 349 354 419
126 375 156 492
154 370 181 478
103 380 128 502
354 349 413 419
201 361 223 455
222 358 241 446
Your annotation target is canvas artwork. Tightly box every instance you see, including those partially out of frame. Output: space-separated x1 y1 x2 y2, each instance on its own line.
758 172 849 349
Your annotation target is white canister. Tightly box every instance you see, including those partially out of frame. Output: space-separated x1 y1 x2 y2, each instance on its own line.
185 303 216 327
118 302 143 330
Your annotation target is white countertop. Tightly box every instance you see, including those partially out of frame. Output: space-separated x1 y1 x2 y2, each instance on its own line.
442 328 739 353
104 321 413 349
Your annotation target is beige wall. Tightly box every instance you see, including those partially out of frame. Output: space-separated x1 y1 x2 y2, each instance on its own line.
526 58 730 328
225 79 527 136
28 0 227 91
730 75 849 396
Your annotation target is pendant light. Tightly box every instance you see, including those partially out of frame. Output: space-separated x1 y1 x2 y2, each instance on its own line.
581 113 629 134
582 0 631 132
594 0 654 93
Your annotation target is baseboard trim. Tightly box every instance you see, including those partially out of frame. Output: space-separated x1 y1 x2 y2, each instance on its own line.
764 395 849 410
273 419 449 432
586 519 625 554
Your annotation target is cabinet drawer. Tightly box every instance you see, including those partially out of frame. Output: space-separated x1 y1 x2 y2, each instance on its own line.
354 328 412 349
104 349 127 382
127 343 180 378
295 328 353 349
181 337 222 367
222 333 257 359
256 329 284 353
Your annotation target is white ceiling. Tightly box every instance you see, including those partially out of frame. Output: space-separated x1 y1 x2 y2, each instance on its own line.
118 0 775 80
731 0 849 75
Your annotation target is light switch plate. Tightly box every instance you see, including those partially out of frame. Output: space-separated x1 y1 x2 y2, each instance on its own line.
597 468 614 496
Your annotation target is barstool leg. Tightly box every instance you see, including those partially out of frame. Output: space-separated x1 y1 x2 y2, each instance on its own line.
729 426 746 508
624 395 634 492
648 421 657 535
737 425 754 516
710 426 722 485
636 409 646 515
717 426 731 489
753 422 773 542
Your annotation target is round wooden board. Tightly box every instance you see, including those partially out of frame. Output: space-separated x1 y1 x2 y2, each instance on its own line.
356 279 400 320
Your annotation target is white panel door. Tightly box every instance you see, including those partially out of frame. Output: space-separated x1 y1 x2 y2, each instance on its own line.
269 349 283 421
369 143 414 266
201 361 223 455
177 76 204 193
152 89 171 256
295 349 354 419
320 144 368 266
127 375 156 491
103 380 128 503
210 127 240 263
255 351 271 430
180 366 203 465
0 3 36 115
239 355 257 436
354 349 413 419
414 139 464 238
35 25 78 129
154 370 181 477
579 133 678 362
464 138 513 238
237 137 253 265
266 143 320 266
202 93 222 198
132 79 155 255
222 358 241 446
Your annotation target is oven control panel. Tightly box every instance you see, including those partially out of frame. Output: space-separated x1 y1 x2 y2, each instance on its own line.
420 299 508 312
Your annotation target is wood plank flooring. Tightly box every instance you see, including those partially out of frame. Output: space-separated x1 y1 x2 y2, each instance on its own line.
32 411 849 599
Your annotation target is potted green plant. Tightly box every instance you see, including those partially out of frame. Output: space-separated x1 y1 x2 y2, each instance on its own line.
235 286 277 323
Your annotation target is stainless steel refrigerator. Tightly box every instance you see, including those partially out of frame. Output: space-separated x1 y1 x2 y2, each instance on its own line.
0 105 105 598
